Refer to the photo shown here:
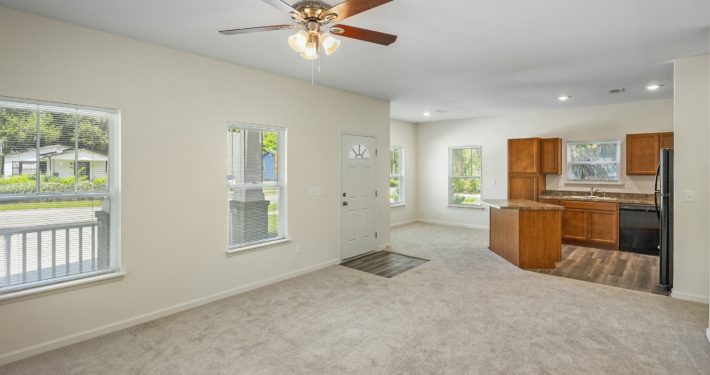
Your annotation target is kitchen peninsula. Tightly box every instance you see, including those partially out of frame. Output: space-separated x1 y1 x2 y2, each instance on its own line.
483 199 564 269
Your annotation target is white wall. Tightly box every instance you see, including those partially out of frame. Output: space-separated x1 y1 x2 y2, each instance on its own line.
672 54 710 304
0 6 391 363
417 100 673 229
389 119 417 226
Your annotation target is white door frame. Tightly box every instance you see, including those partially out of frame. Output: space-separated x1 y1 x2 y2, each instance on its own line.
340 131 378 260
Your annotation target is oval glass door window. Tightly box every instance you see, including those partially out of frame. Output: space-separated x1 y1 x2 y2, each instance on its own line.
350 144 371 160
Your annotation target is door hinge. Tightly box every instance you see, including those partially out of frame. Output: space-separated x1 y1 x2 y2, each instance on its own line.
375 232 378 239
375 190 378 197
375 148 378 156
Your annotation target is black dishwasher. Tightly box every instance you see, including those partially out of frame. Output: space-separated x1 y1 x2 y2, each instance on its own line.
619 204 660 255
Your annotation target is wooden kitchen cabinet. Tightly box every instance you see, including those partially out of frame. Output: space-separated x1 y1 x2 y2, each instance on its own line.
660 132 674 149
542 138 562 174
508 138 541 174
626 132 674 175
562 209 588 242
507 138 560 201
557 200 619 249
508 175 544 201
588 210 618 246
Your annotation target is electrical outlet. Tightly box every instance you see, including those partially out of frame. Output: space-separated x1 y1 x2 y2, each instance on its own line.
491 179 496 186
295 244 302 254
624 182 633 189
310 187 325 196
684 191 695 202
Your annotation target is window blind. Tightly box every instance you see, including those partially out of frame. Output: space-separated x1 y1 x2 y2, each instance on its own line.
227 124 286 249
0 98 118 295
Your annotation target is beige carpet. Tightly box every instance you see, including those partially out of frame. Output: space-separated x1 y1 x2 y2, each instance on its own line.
2 223 709 374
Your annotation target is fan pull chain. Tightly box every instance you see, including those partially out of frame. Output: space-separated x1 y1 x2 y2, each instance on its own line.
311 59 314 85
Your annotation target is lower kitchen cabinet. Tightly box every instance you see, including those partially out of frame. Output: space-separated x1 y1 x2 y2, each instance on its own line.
588 210 619 246
562 209 587 241
555 200 619 249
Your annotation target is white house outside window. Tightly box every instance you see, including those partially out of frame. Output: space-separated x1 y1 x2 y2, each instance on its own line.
0 97 120 296
390 146 404 206
449 146 482 206
227 124 286 250
566 141 621 182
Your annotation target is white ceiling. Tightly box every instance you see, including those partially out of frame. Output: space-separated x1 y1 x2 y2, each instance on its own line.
1 0 709 123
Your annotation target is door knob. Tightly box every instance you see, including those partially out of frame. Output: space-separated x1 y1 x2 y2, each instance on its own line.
342 201 349 206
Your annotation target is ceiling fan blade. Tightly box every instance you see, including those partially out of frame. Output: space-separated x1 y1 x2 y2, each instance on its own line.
219 24 297 35
261 0 296 14
327 0 393 21
331 24 397 46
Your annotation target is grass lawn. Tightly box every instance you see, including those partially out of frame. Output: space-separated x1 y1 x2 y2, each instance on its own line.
0 200 104 211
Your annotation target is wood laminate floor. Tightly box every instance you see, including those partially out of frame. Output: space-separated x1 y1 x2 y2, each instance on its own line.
340 250 429 278
531 245 669 296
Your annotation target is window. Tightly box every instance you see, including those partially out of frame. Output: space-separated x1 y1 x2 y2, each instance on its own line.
567 141 621 181
390 146 404 206
227 124 286 250
0 97 119 296
449 146 482 206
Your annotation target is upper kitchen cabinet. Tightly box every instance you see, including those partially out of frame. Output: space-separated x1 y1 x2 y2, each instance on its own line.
508 138 541 174
626 132 674 175
507 137 561 201
659 132 674 149
542 138 562 174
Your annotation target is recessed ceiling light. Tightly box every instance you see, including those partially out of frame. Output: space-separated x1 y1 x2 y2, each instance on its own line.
646 84 664 91
558 95 572 102
423 112 431 116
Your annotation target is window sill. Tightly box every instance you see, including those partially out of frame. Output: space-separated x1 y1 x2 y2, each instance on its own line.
563 180 624 186
390 203 406 208
0 271 126 303
227 238 291 255
448 204 486 209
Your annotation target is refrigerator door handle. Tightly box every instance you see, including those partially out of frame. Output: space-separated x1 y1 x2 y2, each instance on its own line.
654 162 661 219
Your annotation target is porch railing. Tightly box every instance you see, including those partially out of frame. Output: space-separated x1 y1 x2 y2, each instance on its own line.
0 220 107 291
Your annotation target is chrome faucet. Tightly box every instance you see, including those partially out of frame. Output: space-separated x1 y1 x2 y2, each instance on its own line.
590 187 600 197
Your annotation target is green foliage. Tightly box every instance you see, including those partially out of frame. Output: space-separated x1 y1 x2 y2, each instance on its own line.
262 132 277 154
0 174 107 194
390 148 401 175
0 108 109 156
451 148 481 177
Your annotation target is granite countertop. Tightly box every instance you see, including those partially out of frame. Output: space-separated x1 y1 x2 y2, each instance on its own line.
538 191 656 205
482 199 564 211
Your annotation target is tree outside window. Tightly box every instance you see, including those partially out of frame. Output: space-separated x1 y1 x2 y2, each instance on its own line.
449 146 482 206
390 147 404 205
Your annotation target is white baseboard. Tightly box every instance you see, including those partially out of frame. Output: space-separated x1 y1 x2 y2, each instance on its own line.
415 219 489 230
0 258 340 367
670 290 710 304
390 220 416 228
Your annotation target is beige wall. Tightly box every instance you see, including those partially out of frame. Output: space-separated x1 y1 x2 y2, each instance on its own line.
673 54 710 304
389 119 417 226
416 100 673 229
0 6 391 363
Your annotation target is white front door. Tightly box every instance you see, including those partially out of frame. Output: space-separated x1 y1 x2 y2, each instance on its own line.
341 134 377 260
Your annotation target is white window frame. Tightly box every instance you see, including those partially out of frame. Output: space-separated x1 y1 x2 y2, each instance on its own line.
566 140 621 182
390 146 405 206
448 146 483 208
0 96 122 300
226 123 287 252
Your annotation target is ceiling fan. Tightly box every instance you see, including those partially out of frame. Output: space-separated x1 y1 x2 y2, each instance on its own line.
219 0 397 60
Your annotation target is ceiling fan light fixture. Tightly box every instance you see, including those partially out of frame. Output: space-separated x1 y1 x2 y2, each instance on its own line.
321 33 341 55
288 30 308 53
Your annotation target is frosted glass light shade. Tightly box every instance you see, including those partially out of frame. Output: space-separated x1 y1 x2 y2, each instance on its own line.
321 34 340 55
288 30 308 53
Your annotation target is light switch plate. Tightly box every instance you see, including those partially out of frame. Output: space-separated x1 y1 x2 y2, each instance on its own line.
310 187 325 196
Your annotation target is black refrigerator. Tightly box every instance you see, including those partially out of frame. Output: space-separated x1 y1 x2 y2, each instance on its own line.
654 149 673 290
